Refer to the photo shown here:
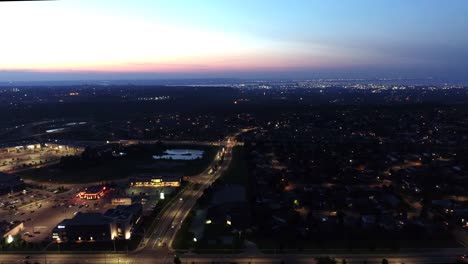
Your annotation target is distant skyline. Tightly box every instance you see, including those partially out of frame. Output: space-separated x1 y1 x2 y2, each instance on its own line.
1 0 467 81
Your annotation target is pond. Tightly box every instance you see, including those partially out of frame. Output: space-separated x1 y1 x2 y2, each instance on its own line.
152 149 204 160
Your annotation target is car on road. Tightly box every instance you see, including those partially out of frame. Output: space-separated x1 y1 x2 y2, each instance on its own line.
457 254 468 263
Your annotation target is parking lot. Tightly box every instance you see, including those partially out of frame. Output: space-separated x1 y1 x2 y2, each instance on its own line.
0 144 83 172
0 187 115 244
125 186 176 213
0 172 175 246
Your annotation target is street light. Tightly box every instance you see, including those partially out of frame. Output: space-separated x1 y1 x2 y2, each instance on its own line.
56 237 61 253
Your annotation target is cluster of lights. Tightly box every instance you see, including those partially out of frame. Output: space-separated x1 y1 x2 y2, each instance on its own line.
137 96 170 101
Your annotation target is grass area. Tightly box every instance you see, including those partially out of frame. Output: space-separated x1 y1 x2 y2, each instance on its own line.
45 234 142 252
192 223 244 253
218 146 249 185
173 210 245 252
0 235 141 253
172 210 196 249
0 238 49 252
19 158 136 183
183 145 218 176
254 237 462 254
18 144 218 183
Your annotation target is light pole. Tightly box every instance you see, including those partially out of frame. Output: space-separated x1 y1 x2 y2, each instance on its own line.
57 240 61 253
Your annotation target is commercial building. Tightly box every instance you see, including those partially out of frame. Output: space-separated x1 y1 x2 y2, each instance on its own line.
205 184 250 229
111 197 132 206
130 174 181 187
1 221 24 239
105 203 143 240
77 186 107 200
53 213 113 242
0 142 41 153
52 203 142 242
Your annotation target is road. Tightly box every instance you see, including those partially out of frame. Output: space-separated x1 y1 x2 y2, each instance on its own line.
117 139 224 147
0 249 467 264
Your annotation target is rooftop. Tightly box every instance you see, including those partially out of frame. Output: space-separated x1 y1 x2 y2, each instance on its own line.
59 213 113 226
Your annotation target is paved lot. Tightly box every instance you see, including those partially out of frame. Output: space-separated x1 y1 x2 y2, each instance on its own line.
125 186 176 213
0 145 82 172
0 187 115 243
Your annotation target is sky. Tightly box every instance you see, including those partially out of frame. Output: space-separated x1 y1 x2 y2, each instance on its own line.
0 0 467 81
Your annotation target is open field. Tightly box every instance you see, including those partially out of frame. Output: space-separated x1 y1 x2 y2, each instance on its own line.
17 144 218 183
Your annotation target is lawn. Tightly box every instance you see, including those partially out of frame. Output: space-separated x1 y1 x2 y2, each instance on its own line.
44 234 142 252
18 144 218 183
253 237 463 254
218 146 249 185
172 210 196 249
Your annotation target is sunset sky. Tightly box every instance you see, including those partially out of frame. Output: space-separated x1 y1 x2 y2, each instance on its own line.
0 0 467 81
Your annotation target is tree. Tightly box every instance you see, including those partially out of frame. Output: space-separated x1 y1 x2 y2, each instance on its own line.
315 257 337 264
173 256 182 264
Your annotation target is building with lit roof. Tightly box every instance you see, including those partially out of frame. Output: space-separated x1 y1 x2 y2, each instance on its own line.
130 174 181 188
77 186 107 200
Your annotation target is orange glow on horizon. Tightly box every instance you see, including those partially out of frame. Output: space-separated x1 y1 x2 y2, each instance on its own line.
4 53 354 74
0 3 360 75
